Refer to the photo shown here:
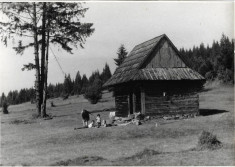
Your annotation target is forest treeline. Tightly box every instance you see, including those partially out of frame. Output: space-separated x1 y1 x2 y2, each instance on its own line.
1 34 234 107
0 63 112 106
179 34 234 83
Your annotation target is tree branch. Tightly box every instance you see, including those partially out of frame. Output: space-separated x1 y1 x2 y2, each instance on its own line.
0 28 33 37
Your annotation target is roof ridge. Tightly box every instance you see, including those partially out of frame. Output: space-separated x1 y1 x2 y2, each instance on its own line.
134 34 166 49
141 67 190 69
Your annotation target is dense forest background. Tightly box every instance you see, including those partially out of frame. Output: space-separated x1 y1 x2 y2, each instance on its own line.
0 34 234 106
0 63 112 106
179 34 234 83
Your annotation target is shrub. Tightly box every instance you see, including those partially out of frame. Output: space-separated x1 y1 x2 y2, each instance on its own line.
2 101 8 114
84 77 102 104
84 87 102 104
197 131 222 150
223 69 234 83
50 101 55 107
205 71 217 80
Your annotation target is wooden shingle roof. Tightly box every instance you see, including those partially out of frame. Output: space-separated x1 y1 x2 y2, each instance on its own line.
103 34 205 87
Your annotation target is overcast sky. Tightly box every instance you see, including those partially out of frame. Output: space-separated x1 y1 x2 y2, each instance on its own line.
0 1 234 94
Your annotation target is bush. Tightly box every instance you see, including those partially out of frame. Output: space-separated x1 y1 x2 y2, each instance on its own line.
217 68 234 83
2 101 8 114
205 71 217 80
223 69 234 83
84 77 102 104
50 101 55 107
84 86 102 104
197 131 222 150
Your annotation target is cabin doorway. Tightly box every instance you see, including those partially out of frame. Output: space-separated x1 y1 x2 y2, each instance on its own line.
129 94 133 114
129 90 141 115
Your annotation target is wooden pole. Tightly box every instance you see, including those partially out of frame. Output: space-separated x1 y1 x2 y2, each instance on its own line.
141 88 146 115
132 92 136 113
127 94 130 115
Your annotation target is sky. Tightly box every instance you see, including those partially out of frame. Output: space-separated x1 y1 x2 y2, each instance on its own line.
0 1 234 95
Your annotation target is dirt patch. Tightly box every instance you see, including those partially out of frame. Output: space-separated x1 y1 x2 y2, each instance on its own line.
10 119 35 125
120 148 160 160
52 156 107 166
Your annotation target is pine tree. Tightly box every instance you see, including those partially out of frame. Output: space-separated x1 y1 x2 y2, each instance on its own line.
12 90 19 105
84 75 102 104
89 71 100 84
81 74 88 94
63 74 73 95
114 44 128 66
101 63 112 83
0 93 6 107
1 92 8 114
0 2 94 117
220 34 233 70
73 71 82 95
7 91 13 105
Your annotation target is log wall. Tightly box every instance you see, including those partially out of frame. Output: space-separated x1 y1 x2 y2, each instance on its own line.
145 93 199 116
115 95 129 117
113 81 202 117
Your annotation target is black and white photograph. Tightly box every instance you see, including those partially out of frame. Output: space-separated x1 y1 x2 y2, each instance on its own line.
0 1 234 166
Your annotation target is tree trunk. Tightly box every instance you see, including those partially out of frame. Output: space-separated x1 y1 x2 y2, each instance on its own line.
42 3 49 117
40 2 46 107
33 3 41 116
42 26 49 117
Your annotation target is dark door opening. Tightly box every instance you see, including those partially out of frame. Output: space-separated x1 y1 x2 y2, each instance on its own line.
129 90 141 115
135 91 141 113
129 94 133 114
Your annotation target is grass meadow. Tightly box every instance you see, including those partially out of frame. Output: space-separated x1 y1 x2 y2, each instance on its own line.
0 84 234 165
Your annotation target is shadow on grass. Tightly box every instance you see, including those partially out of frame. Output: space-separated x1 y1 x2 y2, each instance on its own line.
52 156 107 166
199 88 212 93
199 109 229 116
91 107 116 113
54 103 72 107
53 114 75 118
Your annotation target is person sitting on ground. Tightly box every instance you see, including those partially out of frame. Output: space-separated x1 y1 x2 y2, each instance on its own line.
102 120 106 127
81 109 91 128
96 114 101 128
88 120 95 128
103 120 113 127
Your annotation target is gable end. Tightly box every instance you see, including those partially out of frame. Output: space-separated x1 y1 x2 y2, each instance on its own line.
139 35 188 69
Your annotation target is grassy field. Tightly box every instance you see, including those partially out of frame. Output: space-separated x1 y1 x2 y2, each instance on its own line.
0 84 234 166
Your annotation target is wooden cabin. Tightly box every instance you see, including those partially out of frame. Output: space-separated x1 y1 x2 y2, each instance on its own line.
103 34 205 117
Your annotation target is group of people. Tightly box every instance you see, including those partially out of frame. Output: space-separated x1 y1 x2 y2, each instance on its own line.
81 109 105 128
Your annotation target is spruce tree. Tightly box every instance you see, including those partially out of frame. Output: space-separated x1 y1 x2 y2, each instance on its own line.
73 71 82 95
114 44 128 66
101 63 112 83
84 75 102 104
81 74 88 94
0 93 6 107
63 74 73 95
